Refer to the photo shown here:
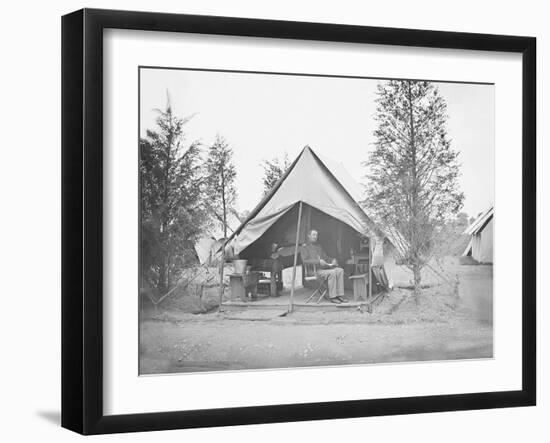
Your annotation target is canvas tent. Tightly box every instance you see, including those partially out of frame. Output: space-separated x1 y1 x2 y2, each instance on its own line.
462 206 494 264
194 211 241 265
224 146 395 302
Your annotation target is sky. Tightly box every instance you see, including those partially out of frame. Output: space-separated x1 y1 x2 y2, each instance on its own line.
140 68 494 219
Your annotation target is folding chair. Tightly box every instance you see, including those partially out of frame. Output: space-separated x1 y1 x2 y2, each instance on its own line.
303 262 328 303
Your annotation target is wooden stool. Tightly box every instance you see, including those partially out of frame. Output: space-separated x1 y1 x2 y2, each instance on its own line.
349 273 369 302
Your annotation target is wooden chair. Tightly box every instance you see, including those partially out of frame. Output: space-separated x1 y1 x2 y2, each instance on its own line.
249 257 283 297
303 262 328 303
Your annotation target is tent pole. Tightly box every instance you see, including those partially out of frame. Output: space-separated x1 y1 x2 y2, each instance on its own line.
289 201 303 313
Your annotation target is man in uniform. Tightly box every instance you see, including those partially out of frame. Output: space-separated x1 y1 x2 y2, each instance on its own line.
300 229 348 303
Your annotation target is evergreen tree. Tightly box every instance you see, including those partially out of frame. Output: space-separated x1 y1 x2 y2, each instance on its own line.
139 97 205 297
204 134 237 304
204 134 237 239
260 152 291 197
364 80 464 302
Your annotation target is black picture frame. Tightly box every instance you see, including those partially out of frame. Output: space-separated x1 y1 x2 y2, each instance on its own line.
61 8 536 435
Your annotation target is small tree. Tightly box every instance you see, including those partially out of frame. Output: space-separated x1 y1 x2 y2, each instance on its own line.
139 96 206 299
260 152 291 196
364 80 464 302
204 134 237 239
204 134 237 305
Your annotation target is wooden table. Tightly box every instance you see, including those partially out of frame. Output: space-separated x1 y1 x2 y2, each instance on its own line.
228 272 260 302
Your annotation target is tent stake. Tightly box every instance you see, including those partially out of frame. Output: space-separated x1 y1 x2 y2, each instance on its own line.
289 201 303 313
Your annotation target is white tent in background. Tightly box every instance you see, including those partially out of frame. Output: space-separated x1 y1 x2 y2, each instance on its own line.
194 211 241 265
462 206 494 264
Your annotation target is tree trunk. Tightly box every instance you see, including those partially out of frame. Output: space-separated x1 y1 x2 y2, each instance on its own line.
413 264 421 305
218 168 227 308
218 243 226 310
221 168 227 239
408 80 421 307
157 262 167 300
158 112 173 302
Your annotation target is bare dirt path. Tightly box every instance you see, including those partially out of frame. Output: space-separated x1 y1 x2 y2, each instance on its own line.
139 263 493 374
140 297 492 374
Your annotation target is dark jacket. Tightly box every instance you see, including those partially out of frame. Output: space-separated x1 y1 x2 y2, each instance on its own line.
300 242 331 266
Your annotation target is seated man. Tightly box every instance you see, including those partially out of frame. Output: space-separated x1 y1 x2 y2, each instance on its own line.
300 229 348 304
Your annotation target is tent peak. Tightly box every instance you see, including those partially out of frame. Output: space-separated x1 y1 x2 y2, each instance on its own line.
464 206 494 236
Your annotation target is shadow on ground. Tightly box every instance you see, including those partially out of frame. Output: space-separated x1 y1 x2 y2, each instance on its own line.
36 410 60 426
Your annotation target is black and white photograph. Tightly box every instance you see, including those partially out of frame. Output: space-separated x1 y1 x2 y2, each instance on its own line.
138 67 494 375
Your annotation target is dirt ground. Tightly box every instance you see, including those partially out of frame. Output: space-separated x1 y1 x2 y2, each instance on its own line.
139 260 493 374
